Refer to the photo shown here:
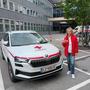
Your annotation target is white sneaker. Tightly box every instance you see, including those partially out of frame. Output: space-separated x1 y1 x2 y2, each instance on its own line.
72 74 75 79
67 71 71 75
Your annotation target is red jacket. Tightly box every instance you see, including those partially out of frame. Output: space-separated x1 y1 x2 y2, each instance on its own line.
62 34 78 57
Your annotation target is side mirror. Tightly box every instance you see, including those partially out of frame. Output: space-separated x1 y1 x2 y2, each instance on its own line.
3 41 8 45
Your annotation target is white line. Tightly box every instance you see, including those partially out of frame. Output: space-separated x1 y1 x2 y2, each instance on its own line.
0 69 5 90
75 67 90 76
64 55 90 63
75 55 90 60
79 50 90 54
64 63 90 76
67 79 90 90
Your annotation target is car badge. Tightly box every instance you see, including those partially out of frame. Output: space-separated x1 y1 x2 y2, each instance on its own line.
45 54 48 58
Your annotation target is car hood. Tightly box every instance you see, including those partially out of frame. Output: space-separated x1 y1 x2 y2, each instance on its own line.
7 43 59 59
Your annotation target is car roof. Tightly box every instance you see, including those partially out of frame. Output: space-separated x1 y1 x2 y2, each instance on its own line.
6 30 37 34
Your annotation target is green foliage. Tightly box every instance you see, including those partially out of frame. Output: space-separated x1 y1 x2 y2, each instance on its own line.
57 0 90 25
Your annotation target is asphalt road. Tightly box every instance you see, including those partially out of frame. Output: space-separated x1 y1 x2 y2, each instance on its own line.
0 34 90 90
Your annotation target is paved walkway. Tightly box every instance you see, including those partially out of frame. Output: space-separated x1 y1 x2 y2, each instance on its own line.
0 69 5 90
0 43 5 90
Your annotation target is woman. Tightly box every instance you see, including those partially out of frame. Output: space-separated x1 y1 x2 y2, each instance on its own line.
62 27 78 79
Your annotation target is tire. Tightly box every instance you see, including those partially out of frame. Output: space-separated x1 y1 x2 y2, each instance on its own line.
8 61 18 82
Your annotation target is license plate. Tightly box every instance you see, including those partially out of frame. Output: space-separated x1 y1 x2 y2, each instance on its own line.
41 65 56 73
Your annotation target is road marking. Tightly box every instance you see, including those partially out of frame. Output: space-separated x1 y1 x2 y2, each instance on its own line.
64 55 90 63
79 50 90 54
75 55 90 60
0 69 5 90
67 79 90 90
64 63 90 76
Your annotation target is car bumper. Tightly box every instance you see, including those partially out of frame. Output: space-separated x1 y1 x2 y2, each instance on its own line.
15 64 63 80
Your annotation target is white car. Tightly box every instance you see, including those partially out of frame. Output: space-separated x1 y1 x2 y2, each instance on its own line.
0 31 63 82
74 25 90 33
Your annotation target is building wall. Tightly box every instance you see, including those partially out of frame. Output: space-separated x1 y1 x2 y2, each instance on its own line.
0 0 53 32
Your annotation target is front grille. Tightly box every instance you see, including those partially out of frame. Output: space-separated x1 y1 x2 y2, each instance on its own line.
30 56 60 67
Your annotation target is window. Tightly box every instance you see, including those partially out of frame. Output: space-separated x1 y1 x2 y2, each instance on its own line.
40 24 42 31
33 11 35 16
10 20 15 31
33 0 36 4
0 0 1 7
20 22 23 30
0 19 3 32
34 24 36 30
31 23 33 30
11 32 47 46
24 22 27 30
19 5 23 13
30 10 32 16
36 12 38 16
27 9 29 15
28 23 30 30
3 0 8 9
38 24 40 31
36 0 38 5
0 19 3 23
22 7 26 14
15 3 18 12
16 21 20 30
36 24 38 31
9 1 14 10
4 19 10 31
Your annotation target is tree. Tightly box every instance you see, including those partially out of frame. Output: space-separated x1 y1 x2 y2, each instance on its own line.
57 0 90 46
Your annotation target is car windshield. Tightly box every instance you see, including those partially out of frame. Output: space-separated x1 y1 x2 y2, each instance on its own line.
11 32 48 46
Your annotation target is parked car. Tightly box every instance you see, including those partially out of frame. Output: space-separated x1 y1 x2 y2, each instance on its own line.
74 25 90 33
0 31 63 82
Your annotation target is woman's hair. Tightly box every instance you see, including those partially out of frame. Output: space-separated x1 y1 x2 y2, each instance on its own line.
66 27 74 35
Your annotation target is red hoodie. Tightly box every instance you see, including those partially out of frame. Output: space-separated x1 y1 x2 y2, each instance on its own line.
62 34 78 57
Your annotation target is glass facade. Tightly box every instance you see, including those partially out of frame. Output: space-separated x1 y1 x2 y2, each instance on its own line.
0 0 53 32
0 19 3 32
0 18 50 32
53 7 64 17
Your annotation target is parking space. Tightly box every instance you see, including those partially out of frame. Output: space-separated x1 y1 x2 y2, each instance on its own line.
0 34 90 90
0 54 90 90
79 83 90 90
76 57 90 73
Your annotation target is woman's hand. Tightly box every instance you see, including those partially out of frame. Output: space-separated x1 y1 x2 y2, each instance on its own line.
62 40 68 43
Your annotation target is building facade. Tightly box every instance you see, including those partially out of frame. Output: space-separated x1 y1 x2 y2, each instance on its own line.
0 0 53 32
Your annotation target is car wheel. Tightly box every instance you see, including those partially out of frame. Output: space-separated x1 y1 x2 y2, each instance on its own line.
8 62 18 82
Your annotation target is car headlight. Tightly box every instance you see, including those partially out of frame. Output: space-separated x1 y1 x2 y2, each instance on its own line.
14 57 29 63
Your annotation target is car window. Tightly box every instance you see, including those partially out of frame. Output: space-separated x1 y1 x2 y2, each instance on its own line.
11 33 48 46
